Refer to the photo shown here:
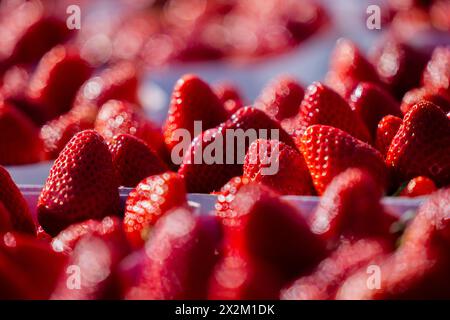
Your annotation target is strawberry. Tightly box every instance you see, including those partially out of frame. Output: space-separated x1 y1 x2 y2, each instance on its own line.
37 130 121 236
295 82 371 143
399 176 438 197
26 45 93 121
51 216 130 300
375 115 403 157
0 166 35 235
325 39 380 98
108 134 167 188
0 203 12 234
124 172 187 248
221 183 327 281
178 107 295 193
309 168 397 244
0 101 44 165
349 82 402 138
125 208 220 299
95 99 167 161
370 39 429 99
0 232 67 299
255 76 304 122
298 125 388 195
163 74 229 152
422 46 450 94
281 238 392 300
213 82 243 114
386 101 450 186
337 188 450 299
401 86 450 114
243 139 314 195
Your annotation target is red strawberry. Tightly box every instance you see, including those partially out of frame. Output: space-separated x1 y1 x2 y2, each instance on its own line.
326 39 380 98
255 76 304 122
401 86 450 114
222 183 327 281
281 238 392 300
295 82 372 143
0 232 67 299
51 216 130 300
26 45 93 121
298 125 388 194
178 107 295 193
0 203 12 233
386 101 450 186
37 130 121 236
0 101 44 165
399 176 438 197
375 115 403 157
124 172 187 248
370 39 429 99
243 139 314 195
0 166 35 235
422 46 450 94
337 188 450 299
108 134 167 188
213 82 243 114
125 208 220 299
163 74 229 152
95 100 167 161
309 168 397 244
349 82 402 137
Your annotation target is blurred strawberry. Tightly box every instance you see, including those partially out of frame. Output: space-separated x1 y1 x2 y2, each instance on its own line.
401 86 450 114
298 125 388 194
243 139 314 195
95 100 167 161
38 130 121 236
124 172 187 248
108 134 167 188
0 166 35 235
399 176 438 197
163 74 229 152
0 203 12 233
214 82 244 114
295 82 371 143
26 45 93 121
309 168 397 244
422 46 450 94
255 76 304 122
386 101 450 186
349 82 402 138
125 208 220 299
375 115 403 157
0 101 44 165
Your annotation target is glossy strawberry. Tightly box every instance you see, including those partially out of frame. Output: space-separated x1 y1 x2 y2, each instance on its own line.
386 101 450 186
295 82 371 143
38 130 120 236
26 45 93 120
422 46 450 94
108 134 167 188
255 76 304 122
243 139 314 195
125 208 220 299
309 168 397 244
0 101 44 165
214 82 243 114
349 82 402 137
298 125 388 194
281 238 392 300
399 176 438 197
95 100 167 161
401 86 450 114
375 115 403 157
0 166 35 235
124 172 187 248
163 74 229 152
